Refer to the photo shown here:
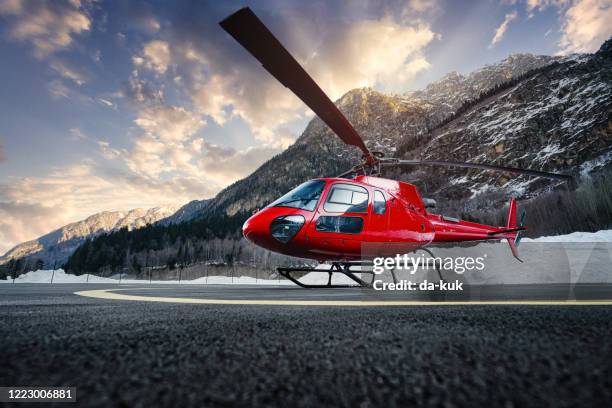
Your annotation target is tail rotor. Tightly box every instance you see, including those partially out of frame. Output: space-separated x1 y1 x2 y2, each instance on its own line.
487 198 527 262
515 210 527 247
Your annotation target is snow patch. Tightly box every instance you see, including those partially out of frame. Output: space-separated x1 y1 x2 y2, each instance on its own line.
580 150 612 177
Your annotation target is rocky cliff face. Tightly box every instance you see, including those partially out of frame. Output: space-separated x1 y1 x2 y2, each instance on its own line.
411 54 558 109
398 42 611 204
0 206 179 268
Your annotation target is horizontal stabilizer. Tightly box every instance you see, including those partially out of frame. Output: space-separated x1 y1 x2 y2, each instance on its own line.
487 227 527 236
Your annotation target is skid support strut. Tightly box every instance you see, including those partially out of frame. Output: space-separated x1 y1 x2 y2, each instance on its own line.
277 248 444 288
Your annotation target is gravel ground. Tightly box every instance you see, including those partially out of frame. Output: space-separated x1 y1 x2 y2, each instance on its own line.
1 284 611 407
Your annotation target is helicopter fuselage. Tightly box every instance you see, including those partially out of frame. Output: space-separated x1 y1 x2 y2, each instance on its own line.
242 175 519 261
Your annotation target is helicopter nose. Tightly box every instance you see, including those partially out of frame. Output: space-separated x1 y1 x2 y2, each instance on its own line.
242 212 264 243
242 216 254 241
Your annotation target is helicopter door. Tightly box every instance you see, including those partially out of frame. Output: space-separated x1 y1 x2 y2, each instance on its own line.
363 190 389 255
306 183 369 257
370 190 389 236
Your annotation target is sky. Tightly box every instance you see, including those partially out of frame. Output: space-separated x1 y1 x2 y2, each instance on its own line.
0 0 611 254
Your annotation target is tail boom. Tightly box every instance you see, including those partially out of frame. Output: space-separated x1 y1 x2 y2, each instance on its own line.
428 198 526 261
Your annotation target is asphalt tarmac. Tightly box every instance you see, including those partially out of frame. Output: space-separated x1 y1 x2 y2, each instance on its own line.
1 283 611 407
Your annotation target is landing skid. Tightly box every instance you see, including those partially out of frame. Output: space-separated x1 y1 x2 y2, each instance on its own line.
278 261 375 288
277 248 444 288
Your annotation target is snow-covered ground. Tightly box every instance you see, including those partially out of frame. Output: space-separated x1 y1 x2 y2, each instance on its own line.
427 229 612 284
0 269 295 285
3 230 611 285
522 229 612 243
0 265 358 286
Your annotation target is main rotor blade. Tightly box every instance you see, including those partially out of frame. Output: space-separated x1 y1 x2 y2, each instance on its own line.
220 7 373 162
384 160 572 180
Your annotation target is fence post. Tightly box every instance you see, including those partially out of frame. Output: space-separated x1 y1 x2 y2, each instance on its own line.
205 244 210 285
50 246 58 284
253 250 257 284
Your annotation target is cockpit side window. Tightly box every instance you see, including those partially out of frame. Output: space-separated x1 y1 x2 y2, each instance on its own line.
323 184 369 213
373 190 386 215
315 216 364 234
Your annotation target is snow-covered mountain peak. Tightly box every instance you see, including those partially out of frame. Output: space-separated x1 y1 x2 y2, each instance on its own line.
1 204 180 267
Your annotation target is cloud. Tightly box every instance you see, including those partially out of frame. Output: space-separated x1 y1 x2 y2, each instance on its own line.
407 0 439 12
91 49 101 63
122 104 205 178
309 18 435 95
0 0 91 58
0 201 60 255
198 142 284 185
134 40 171 74
47 79 71 99
69 128 88 141
525 0 611 54
46 78 93 102
0 140 5 162
98 98 114 108
133 104 204 142
136 15 160 33
165 9 436 146
122 70 163 104
117 1 160 34
558 0 612 54
490 10 518 47
50 58 87 85
526 0 569 13
103 96 285 197
121 102 281 183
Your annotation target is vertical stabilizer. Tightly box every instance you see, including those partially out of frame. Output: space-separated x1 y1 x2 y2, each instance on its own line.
505 198 526 262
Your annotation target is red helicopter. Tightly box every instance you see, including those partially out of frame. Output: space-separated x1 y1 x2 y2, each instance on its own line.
220 8 571 287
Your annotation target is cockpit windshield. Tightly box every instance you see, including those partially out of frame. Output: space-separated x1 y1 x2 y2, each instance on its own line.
267 180 326 212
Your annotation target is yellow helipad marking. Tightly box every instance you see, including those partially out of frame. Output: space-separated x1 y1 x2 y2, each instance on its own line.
74 288 612 306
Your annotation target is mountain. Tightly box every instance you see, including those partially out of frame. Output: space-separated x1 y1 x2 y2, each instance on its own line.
0 206 180 269
156 199 212 225
60 40 612 275
200 52 564 221
405 53 559 123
